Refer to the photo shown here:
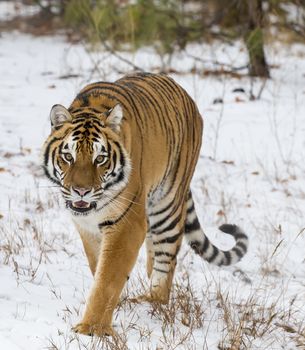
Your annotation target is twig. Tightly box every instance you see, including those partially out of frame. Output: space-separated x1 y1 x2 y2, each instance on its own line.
185 52 248 72
101 39 144 72
256 77 268 100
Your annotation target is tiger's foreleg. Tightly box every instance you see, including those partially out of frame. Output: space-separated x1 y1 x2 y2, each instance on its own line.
76 227 101 276
73 214 147 336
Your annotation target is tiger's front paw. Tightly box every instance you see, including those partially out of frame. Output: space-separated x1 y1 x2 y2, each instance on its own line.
72 322 115 337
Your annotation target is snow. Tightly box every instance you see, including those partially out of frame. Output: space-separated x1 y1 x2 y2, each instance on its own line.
0 1 39 21
0 29 305 350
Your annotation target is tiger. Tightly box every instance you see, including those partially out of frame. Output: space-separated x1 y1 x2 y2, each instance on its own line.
42 72 248 336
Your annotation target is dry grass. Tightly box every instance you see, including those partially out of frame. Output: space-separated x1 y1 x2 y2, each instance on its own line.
1 66 305 349
1 173 304 350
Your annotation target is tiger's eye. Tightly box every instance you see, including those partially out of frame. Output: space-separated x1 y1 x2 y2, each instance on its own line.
96 155 105 164
63 153 73 162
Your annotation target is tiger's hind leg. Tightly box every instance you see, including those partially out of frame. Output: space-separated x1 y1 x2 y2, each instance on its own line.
140 197 187 304
145 231 154 278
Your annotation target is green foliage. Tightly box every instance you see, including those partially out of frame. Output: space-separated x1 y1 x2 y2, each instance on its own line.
63 0 204 53
31 0 304 76
64 0 120 43
245 27 264 59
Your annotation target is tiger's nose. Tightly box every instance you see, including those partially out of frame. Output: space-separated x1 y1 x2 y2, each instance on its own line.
73 187 92 196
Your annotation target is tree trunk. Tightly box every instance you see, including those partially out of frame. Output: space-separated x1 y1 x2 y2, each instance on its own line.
244 0 270 78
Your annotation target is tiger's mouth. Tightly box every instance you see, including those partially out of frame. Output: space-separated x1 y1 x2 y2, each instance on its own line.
67 200 97 214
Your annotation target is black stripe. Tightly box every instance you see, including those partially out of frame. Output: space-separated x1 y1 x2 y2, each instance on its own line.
43 166 60 185
103 164 125 190
155 251 174 258
98 191 138 229
223 251 232 265
205 246 219 263
88 107 103 114
78 85 133 116
92 131 100 138
100 103 111 110
102 141 126 191
115 170 124 183
150 197 175 216
111 149 117 172
77 82 107 94
151 213 181 233
43 136 62 167
77 91 129 114
185 217 200 233
187 202 194 214
51 148 58 179
99 220 114 227
120 78 166 131
78 94 89 106
202 236 210 253
103 169 125 191
90 123 105 134
153 231 182 245
132 76 178 165
236 241 248 252
76 112 98 119
163 155 181 199
69 107 83 113
232 247 244 258
107 140 112 152
153 267 168 274
113 141 125 167
72 118 85 124
232 233 248 240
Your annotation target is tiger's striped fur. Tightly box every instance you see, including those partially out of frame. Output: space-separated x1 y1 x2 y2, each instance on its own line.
42 72 248 336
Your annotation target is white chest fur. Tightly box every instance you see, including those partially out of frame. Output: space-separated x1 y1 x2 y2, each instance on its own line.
72 213 103 260
71 200 115 234
72 212 101 236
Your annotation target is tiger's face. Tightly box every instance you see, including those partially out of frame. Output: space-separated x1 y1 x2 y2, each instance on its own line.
43 104 131 216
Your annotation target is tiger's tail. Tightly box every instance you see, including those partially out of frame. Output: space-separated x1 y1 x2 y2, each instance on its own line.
184 192 248 266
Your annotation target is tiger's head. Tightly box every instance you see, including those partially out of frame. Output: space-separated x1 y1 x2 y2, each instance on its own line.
42 104 131 216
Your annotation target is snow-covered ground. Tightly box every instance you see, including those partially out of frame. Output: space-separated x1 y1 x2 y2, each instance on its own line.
0 29 305 349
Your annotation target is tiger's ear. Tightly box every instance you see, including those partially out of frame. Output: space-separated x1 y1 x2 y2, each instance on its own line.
50 104 72 130
105 104 123 133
